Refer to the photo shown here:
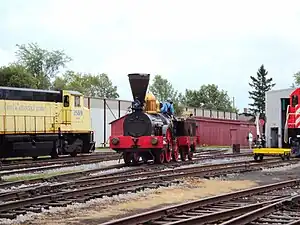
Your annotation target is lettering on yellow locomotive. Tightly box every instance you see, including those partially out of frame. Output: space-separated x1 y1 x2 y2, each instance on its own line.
0 87 95 159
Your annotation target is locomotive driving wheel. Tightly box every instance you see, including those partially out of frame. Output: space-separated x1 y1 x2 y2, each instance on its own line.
123 152 131 165
154 150 165 164
188 144 195 161
131 152 140 165
165 129 173 163
164 148 171 163
172 142 179 162
180 147 188 161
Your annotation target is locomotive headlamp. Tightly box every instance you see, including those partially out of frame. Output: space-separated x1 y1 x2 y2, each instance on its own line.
111 138 120 145
151 137 158 145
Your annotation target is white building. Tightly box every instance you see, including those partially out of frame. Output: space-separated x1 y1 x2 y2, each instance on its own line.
265 88 294 148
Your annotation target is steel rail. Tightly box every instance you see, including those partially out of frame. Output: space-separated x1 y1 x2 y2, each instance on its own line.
0 148 225 169
0 151 251 177
221 195 300 225
0 163 132 189
0 159 297 220
0 152 119 169
0 158 292 202
0 152 258 189
156 198 287 225
101 179 300 225
0 155 121 176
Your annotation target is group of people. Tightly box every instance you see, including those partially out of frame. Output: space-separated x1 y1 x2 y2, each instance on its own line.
248 131 266 149
160 98 175 117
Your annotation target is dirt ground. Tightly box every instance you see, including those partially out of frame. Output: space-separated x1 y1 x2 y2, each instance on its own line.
12 161 300 225
23 178 257 225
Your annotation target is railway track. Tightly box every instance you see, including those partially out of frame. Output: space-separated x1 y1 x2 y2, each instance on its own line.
0 151 252 178
102 179 300 225
220 195 300 225
0 149 222 176
0 149 225 169
0 152 256 189
0 152 120 174
0 159 270 202
0 151 118 165
0 158 297 220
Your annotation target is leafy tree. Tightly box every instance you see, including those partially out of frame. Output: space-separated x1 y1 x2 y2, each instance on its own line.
149 75 179 102
182 84 237 112
53 71 119 98
249 64 276 116
291 71 300 87
0 64 38 88
149 75 183 115
15 43 72 89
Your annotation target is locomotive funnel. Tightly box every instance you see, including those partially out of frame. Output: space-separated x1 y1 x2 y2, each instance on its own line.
128 73 150 103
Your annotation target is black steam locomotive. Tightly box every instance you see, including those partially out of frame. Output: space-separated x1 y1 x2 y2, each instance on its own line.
109 73 199 165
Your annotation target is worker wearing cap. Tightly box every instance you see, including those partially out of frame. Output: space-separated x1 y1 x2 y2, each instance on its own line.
161 98 175 116
161 98 176 138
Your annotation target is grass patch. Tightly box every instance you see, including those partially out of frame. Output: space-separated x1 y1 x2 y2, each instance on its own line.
2 169 81 182
3 155 51 161
95 148 113 152
200 145 230 148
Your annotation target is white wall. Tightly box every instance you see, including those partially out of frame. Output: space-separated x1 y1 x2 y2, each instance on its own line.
85 97 131 147
185 107 238 120
265 88 294 148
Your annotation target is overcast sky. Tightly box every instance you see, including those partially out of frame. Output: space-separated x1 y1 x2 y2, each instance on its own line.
0 0 299 110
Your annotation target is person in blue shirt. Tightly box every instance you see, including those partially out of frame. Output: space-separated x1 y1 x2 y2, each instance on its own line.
161 98 175 116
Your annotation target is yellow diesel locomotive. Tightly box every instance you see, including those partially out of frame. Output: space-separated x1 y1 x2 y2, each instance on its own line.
0 86 95 159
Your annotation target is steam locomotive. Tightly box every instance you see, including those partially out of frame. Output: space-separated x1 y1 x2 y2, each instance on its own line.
109 73 199 165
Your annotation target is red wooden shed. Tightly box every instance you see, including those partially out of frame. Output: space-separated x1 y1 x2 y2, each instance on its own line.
193 117 256 147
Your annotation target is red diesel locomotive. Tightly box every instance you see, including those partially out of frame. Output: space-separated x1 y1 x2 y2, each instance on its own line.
284 88 300 157
109 73 200 165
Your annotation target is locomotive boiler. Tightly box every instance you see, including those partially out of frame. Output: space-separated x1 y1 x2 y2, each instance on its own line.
109 73 199 165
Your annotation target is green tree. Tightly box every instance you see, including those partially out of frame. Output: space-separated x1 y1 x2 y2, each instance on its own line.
149 75 183 115
16 43 72 89
249 64 276 116
182 84 237 112
0 64 38 88
291 71 300 87
149 75 178 102
53 71 119 98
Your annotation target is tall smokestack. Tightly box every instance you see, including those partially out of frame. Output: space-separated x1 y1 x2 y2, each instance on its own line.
128 73 150 103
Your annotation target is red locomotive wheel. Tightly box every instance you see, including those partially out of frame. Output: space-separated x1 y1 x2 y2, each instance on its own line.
172 143 179 162
188 151 193 160
166 128 177 162
188 145 195 161
154 151 165 164
132 152 140 165
165 149 172 163
180 148 187 161
123 152 131 165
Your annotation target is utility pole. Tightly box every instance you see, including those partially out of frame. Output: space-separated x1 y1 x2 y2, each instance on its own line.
232 97 235 108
